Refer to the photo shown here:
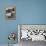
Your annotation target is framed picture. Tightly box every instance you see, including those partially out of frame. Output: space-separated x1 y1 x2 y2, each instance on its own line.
5 6 16 20
18 24 46 42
